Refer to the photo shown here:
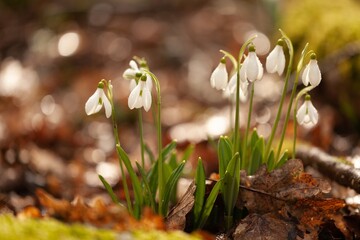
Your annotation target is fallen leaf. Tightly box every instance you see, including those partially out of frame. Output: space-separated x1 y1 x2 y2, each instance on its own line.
233 213 298 240
166 181 196 230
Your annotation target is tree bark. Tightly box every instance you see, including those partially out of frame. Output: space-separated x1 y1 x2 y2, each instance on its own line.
296 145 360 193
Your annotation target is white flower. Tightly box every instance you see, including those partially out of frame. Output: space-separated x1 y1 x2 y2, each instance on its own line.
123 60 141 80
85 82 112 118
240 48 263 82
266 42 285 76
296 95 318 129
224 74 248 102
210 59 228 90
128 76 152 112
302 54 321 87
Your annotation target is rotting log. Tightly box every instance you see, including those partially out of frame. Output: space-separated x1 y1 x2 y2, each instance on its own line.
296 145 360 193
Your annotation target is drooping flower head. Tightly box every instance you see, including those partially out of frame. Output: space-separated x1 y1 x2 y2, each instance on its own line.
210 57 228 90
266 39 286 76
296 94 318 129
85 80 112 118
128 74 152 112
240 44 263 83
302 53 321 87
224 73 248 102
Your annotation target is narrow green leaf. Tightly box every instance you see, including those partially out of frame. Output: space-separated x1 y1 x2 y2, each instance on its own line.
161 161 186 216
148 160 158 196
116 145 143 219
161 140 177 161
248 143 262 175
144 144 155 164
218 136 232 179
198 179 222 228
194 158 205 225
98 175 121 205
276 150 289 168
250 129 260 148
135 162 156 212
223 152 240 217
181 144 195 161
163 163 172 185
168 151 178 170
267 149 275 171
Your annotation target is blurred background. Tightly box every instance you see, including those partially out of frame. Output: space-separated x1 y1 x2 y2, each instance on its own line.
0 0 359 207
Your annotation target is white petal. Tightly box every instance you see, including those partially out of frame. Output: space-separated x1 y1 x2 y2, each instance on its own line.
123 69 137 80
226 74 237 95
101 92 112 118
307 100 318 124
302 64 310 86
265 46 279 73
277 48 286 76
211 63 228 90
128 84 141 109
308 60 321 86
145 74 153 90
129 60 139 71
240 58 248 82
246 52 259 82
142 88 152 112
129 79 137 91
256 56 263 80
85 89 101 115
296 102 307 124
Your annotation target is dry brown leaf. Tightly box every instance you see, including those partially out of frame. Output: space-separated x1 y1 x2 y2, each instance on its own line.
240 159 331 213
233 213 297 240
166 181 196 230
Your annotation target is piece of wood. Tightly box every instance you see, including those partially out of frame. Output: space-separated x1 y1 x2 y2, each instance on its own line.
296 145 360 193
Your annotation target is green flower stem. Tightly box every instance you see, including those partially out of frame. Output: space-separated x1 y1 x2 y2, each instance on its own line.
233 35 258 156
292 85 315 158
143 70 164 216
265 30 294 160
106 80 133 216
138 109 145 169
242 82 255 168
275 42 310 161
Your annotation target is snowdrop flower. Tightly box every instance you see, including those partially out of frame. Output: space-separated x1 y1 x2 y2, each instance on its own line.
240 44 263 83
266 39 286 76
302 53 321 87
123 60 141 80
224 74 248 102
85 81 112 118
296 94 318 129
128 75 152 112
210 58 228 90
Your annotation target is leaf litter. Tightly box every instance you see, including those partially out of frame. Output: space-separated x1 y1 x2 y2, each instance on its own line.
167 159 352 239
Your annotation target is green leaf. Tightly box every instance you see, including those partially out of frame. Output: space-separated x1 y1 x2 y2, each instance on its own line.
218 136 232 179
161 161 186 216
135 162 156 212
161 140 177 161
194 158 205 226
250 129 260 148
248 138 264 175
267 149 275 171
276 150 289 168
223 152 240 217
148 160 158 198
198 179 222 228
144 144 155 164
181 144 195 161
116 145 143 219
168 151 178 171
98 175 120 205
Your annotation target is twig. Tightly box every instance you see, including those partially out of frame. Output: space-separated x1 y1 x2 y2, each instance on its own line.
296 145 360 193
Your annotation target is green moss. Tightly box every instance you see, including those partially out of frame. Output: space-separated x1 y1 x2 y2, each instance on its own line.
0 214 203 240
0 214 116 240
